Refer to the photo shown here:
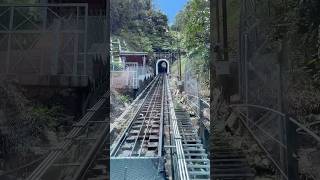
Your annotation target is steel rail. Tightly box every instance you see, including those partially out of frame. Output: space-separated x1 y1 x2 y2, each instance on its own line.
75 77 160 179
137 99 160 156
72 121 109 180
129 79 161 156
26 93 108 180
110 76 158 133
110 76 160 156
137 77 165 157
158 78 165 157
166 75 190 180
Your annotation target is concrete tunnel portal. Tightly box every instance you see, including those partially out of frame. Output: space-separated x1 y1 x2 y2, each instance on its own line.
156 59 169 75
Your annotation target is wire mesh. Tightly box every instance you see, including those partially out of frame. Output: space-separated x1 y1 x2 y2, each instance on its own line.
238 0 293 178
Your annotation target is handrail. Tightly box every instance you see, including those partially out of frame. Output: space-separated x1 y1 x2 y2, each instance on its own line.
229 103 320 179
184 93 210 108
233 109 287 148
167 76 190 180
27 92 109 180
229 104 320 143
110 76 159 156
235 110 289 179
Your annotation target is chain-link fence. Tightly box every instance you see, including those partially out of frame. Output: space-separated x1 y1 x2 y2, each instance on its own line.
183 59 210 150
236 0 320 179
111 63 153 90
237 1 291 178
184 60 209 116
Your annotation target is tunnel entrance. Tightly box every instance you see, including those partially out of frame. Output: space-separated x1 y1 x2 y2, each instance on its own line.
158 61 167 73
156 59 169 75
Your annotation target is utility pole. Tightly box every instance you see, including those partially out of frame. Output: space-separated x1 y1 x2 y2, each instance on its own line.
177 33 182 81
278 31 298 180
178 49 182 81
176 33 183 92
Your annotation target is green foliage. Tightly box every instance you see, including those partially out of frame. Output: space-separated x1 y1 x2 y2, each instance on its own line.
294 0 320 86
174 0 210 60
29 105 62 135
172 0 210 87
111 0 173 53
303 57 320 86
119 95 131 104
111 60 125 69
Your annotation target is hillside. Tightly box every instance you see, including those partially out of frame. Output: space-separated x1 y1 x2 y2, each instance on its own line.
110 0 174 54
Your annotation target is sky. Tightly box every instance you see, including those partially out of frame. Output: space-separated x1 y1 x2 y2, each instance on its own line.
153 0 188 25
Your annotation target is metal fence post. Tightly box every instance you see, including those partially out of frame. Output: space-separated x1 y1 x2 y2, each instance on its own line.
52 18 61 75
6 6 14 74
286 115 298 180
196 74 201 119
244 33 249 125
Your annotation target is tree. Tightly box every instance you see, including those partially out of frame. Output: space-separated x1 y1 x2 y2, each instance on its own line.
111 0 173 53
172 0 210 84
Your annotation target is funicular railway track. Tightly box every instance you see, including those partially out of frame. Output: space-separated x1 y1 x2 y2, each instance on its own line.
23 74 210 180
110 74 210 180
111 75 164 157
110 75 165 179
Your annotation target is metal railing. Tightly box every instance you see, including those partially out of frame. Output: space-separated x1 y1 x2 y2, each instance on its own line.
26 92 109 180
167 75 190 180
111 63 153 89
229 103 320 180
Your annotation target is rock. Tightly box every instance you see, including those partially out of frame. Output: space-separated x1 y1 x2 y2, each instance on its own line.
203 108 210 119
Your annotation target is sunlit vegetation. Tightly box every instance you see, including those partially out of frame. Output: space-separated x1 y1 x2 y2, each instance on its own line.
111 0 174 53
172 0 210 92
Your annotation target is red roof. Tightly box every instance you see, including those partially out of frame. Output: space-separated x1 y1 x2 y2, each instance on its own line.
121 54 149 65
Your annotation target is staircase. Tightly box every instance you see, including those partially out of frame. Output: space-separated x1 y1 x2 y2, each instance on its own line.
110 39 121 63
110 39 129 63
175 107 210 180
212 134 255 180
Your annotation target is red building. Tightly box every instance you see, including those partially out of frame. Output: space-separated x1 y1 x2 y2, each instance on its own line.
120 51 149 68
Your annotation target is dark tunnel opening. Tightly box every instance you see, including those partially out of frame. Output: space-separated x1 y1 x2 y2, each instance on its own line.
157 61 168 74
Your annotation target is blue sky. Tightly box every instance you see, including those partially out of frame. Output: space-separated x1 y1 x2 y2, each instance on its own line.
153 0 188 25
